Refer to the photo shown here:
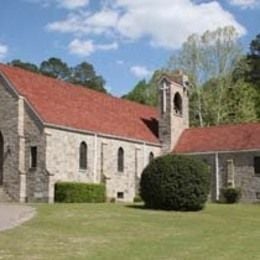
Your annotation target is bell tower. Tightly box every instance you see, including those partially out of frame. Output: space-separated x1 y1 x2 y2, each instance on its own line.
158 71 189 154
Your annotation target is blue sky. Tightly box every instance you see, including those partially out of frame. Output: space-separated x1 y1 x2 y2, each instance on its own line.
0 0 259 96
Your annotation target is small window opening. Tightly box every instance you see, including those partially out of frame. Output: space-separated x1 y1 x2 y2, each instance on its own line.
149 152 154 163
118 147 124 172
117 192 124 199
254 157 260 175
173 92 183 116
30 146 37 168
79 142 87 170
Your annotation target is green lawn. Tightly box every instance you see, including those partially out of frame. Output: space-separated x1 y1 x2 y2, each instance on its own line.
1 203 260 260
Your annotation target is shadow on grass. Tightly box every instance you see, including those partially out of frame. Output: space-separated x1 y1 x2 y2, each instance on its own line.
125 204 171 212
125 204 149 210
125 203 207 212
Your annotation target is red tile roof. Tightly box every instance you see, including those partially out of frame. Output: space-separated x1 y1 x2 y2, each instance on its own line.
174 123 260 153
0 64 159 144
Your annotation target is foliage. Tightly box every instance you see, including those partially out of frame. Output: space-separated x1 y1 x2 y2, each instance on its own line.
70 62 106 93
233 34 260 118
8 57 107 93
40 57 70 80
168 26 243 126
248 34 260 84
54 182 106 203
133 195 143 203
122 70 164 106
122 79 151 105
221 187 241 204
140 155 210 211
201 76 257 125
8 59 39 73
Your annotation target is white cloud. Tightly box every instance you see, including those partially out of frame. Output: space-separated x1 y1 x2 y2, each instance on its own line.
57 0 89 9
130 66 152 78
97 42 118 51
0 43 8 61
47 0 246 49
27 0 89 9
47 10 118 35
116 60 124 65
69 39 94 56
68 39 118 56
229 0 259 9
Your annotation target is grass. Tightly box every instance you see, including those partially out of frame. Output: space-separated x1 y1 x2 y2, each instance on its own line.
0 203 260 260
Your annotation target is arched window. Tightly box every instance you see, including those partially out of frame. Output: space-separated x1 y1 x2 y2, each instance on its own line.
118 147 124 172
173 92 183 115
149 152 154 163
79 142 87 169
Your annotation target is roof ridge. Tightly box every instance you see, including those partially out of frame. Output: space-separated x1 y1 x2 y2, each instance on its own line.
0 63 157 112
185 121 260 131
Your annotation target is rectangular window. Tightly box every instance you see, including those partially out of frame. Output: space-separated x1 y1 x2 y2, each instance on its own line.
30 146 37 169
117 192 124 199
254 157 260 175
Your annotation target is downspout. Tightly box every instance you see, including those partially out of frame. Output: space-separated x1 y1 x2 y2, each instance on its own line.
93 134 98 183
143 143 146 168
18 97 26 202
215 152 220 201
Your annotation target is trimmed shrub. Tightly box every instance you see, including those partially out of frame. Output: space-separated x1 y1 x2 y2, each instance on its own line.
55 182 106 203
133 195 143 203
221 187 241 204
140 155 210 211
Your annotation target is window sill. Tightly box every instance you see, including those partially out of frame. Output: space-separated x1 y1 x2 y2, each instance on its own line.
174 113 183 118
29 167 37 172
254 173 260 177
116 172 124 175
79 168 88 173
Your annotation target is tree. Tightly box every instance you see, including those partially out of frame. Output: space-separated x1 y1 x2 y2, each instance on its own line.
202 76 257 125
8 58 107 93
122 78 159 106
168 26 242 126
122 70 166 106
40 57 70 80
232 34 260 119
122 79 149 104
248 34 260 84
8 59 39 73
70 62 106 93
247 34 260 118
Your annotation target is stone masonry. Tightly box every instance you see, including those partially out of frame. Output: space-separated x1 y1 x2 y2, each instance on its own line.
1 67 260 203
192 151 260 202
45 127 160 202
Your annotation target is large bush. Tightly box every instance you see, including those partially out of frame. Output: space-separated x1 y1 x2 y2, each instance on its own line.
140 155 210 211
55 182 106 203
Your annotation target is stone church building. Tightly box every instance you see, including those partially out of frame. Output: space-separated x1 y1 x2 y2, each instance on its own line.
0 64 259 203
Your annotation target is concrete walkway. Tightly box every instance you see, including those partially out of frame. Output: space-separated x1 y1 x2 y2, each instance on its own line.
0 204 36 232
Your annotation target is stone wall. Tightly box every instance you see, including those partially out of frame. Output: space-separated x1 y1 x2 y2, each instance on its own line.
24 105 49 202
158 78 189 154
0 77 20 200
0 72 162 203
192 151 260 202
45 127 161 202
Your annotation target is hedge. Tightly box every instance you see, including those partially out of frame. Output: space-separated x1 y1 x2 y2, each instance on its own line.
54 182 106 203
140 154 210 211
